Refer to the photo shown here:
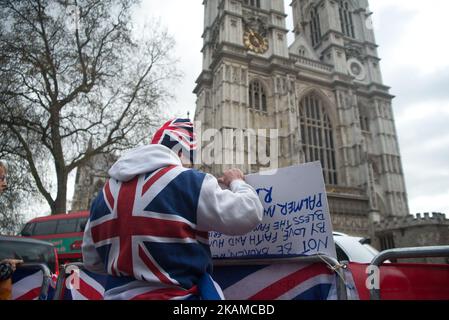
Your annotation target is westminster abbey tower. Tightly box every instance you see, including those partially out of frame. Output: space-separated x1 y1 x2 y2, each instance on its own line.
194 0 409 237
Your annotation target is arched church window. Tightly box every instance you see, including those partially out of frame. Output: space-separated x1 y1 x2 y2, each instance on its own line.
310 6 322 47
244 0 261 8
249 80 267 112
338 0 355 38
299 94 338 185
359 105 370 132
360 114 370 132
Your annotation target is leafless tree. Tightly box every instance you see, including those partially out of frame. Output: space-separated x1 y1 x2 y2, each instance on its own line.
0 0 180 214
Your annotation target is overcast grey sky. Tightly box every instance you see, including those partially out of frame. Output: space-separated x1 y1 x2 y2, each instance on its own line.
131 0 449 216
369 0 449 216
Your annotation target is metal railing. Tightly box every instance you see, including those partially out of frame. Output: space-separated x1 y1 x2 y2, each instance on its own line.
213 254 349 300
53 262 84 300
16 263 52 300
369 245 449 300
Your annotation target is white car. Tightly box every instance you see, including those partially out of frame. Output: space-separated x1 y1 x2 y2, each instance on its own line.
333 232 380 264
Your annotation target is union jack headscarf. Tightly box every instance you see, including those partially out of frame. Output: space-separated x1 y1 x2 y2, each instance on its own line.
151 118 197 163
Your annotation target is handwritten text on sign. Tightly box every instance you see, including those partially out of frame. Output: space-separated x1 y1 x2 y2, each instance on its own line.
209 162 336 258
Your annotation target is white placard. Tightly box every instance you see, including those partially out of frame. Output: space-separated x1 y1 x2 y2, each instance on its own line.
210 162 336 258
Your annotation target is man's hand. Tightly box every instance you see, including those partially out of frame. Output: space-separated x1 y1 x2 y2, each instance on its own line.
217 168 245 187
0 260 23 272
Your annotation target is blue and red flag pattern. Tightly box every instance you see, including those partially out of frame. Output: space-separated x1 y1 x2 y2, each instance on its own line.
213 262 339 300
87 164 212 300
63 268 108 300
11 268 57 300
151 118 197 163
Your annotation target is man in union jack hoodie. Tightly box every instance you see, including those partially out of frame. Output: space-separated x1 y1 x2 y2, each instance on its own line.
82 118 263 300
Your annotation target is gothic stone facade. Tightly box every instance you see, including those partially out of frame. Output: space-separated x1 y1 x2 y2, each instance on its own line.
374 213 449 264
71 152 117 213
194 0 409 238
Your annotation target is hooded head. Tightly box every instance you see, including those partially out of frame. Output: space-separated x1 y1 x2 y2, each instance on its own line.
151 118 196 165
108 118 197 182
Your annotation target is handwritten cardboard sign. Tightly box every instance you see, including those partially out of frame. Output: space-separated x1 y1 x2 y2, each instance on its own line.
210 162 336 258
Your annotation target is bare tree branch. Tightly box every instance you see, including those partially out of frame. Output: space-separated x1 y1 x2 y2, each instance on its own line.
0 0 179 215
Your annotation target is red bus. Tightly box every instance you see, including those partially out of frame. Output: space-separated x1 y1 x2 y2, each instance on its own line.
20 211 89 264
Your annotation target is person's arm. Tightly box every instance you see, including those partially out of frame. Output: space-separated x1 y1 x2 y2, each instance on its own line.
0 260 22 281
196 169 263 235
82 219 107 275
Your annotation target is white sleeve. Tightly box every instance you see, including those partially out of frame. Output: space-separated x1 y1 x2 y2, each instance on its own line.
82 219 107 275
196 174 264 235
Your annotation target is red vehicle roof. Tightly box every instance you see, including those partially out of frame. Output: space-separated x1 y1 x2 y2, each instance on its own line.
27 211 89 223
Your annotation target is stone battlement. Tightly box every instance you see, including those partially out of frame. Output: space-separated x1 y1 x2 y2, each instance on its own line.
374 212 449 231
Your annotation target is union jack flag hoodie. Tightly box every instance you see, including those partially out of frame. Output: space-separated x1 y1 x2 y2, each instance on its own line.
82 144 263 300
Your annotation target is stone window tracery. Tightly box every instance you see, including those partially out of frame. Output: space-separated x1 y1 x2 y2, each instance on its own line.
299 94 338 185
249 80 267 112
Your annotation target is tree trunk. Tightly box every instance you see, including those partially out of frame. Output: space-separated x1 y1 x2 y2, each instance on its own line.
52 173 67 215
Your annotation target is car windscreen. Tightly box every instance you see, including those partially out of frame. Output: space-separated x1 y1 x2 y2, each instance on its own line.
335 244 350 262
0 240 56 273
21 223 35 236
334 236 377 264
